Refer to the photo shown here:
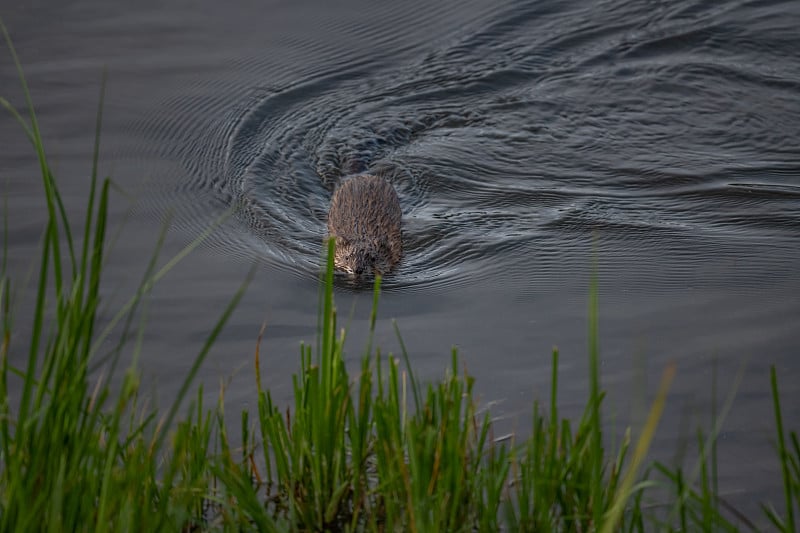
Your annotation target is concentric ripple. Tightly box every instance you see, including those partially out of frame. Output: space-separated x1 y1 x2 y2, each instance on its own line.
124 0 800 292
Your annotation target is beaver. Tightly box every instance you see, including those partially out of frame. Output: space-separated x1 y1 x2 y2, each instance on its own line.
326 174 402 276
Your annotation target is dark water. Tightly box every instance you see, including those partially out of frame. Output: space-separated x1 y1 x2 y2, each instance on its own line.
3 0 799 523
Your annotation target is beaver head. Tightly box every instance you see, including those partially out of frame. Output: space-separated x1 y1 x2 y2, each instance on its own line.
332 237 393 277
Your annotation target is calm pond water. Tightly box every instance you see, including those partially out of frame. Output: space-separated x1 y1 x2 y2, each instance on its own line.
2 0 799 522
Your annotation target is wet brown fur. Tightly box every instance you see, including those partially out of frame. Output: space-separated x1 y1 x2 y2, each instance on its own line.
326 174 402 276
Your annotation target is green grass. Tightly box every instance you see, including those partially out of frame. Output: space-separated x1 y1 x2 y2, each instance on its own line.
2 22 799 531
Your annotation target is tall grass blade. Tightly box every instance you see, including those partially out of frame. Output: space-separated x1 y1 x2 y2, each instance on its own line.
601 362 675 533
89 205 236 355
767 365 796 532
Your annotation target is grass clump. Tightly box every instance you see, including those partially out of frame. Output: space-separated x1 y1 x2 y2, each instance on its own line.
211 242 511 531
2 21 799 531
0 20 248 531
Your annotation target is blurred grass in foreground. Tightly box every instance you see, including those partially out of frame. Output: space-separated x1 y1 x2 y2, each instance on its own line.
1 21 798 532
